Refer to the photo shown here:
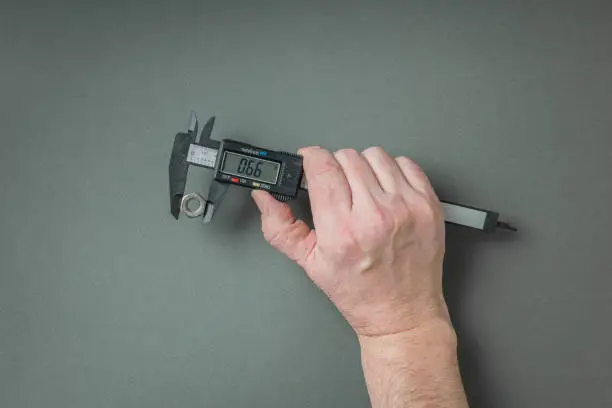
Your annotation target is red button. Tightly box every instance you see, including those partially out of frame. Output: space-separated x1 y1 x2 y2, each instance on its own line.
231 177 239 183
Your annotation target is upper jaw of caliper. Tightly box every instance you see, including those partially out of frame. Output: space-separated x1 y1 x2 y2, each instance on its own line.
168 111 226 224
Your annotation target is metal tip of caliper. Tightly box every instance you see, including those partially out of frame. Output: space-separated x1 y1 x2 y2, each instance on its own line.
200 116 216 144
188 111 198 133
202 201 215 224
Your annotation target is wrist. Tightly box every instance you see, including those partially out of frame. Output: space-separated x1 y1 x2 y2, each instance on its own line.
358 318 467 408
351 289 454 338
358 317 458 361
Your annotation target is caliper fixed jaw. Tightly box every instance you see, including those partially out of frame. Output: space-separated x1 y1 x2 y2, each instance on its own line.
169 112 199 220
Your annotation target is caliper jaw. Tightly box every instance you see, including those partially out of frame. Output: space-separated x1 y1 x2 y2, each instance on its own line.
169 111 223 223
202 180 230 224
169 113 199 220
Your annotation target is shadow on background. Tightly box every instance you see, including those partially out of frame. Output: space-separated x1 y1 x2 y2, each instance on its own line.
444 224 519 408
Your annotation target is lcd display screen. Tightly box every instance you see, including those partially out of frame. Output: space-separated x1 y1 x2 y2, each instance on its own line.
221 152 280 184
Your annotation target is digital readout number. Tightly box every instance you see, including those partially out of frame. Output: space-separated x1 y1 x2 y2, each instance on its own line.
237 158 263 178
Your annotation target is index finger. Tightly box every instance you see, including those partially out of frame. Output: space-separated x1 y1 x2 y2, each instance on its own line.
299 146 352 226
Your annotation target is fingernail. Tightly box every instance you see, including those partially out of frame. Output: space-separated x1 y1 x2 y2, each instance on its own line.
298 146 321 155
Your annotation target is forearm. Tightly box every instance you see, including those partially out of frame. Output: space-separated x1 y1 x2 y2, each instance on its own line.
358 318 469 408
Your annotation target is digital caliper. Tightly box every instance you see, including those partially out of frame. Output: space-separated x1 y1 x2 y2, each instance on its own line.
169 112 516 232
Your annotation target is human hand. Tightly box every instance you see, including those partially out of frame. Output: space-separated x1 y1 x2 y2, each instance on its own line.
251 146 449 338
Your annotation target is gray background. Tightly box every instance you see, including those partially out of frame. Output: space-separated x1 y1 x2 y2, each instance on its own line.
1 0 611 407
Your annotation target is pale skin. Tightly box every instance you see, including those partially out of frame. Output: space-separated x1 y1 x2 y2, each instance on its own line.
251 146 469 408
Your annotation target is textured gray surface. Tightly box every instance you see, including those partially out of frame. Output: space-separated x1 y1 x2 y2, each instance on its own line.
1 1 611 407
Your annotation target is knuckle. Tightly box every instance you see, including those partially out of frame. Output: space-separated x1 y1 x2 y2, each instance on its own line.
262 218 295 249
262 220 281 240
389 195 411 221
416 201 438 223
338 237 359 255
264 222 298 250
327 227 360 257
367 206 395 236
263 227 284 248
432 202 444 224
310 158 341 178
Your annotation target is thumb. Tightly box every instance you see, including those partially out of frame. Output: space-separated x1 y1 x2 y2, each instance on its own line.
251 190 316 267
